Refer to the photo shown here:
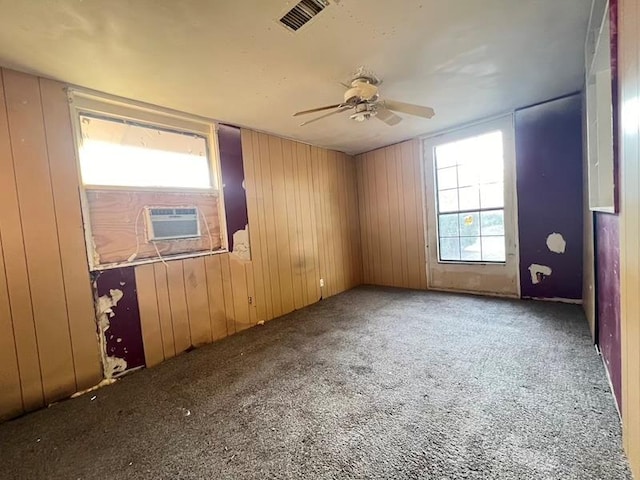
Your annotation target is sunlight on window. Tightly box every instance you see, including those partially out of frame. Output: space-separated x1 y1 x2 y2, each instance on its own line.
78 115 212 189
434 131 506 263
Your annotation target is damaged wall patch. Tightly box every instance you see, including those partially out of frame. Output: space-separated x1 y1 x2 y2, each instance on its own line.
546 233 567 254
528 264 552 284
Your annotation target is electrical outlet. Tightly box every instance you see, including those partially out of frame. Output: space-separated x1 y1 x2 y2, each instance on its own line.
319 278 325 288
248 296 253 305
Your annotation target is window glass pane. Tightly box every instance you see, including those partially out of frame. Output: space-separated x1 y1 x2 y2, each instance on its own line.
481 236 506 262
459 186 480 210
440 238 461 261
435 144 458 168
459 212 480 237
78 115 212 189
438 189 459 213
479 156 504 184
439 214 459 237
480 183 504 209
457 160 481 187
437 166 458 190
480 210 505 236
460 236 482 261
433 129 507 264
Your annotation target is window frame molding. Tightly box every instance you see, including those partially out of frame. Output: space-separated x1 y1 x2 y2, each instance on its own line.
67 87 229 271
421 114 521 297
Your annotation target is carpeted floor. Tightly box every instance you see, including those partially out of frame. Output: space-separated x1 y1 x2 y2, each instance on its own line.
0 286 630 479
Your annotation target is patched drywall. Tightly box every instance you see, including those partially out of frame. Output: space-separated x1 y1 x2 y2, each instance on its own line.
528 264 553 284
516 94 584 300
546 233 567 253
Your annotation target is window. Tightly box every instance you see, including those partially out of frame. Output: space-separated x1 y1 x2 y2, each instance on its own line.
434 131 506 263
69 90 226 270
585 0 615 212
78 114 213 189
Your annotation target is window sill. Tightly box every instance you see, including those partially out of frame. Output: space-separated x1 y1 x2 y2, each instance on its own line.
437 260 507 266
90 248 229 272
84 185 219 195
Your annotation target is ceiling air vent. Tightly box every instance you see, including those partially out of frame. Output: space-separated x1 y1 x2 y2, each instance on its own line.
279 0 329 32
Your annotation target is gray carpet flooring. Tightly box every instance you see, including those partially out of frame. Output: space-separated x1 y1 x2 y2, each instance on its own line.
0 286 631 479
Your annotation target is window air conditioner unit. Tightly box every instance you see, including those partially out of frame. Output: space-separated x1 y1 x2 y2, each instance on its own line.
145 206 200 241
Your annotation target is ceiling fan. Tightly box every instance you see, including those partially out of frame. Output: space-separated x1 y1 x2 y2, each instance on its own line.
293 70 435 126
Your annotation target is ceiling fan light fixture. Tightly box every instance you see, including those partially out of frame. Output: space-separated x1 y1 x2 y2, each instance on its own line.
350 110 376 122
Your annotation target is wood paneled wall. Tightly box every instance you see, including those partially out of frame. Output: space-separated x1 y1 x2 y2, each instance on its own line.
135 254 253 367
134 131 363 367
355 139 428 290
0 69 102 420
0 68 362 420
619 0 640 475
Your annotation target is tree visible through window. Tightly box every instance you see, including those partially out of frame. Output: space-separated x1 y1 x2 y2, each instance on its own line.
434 131 506 262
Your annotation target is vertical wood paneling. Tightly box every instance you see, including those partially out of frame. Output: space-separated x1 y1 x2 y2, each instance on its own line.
204 254 228 340
166 261 191 354
0 70 44 414
39 78 102 390
3 70 76 403
620 0 640 474
219 253 237 335
356 139 427 290
153 262 176 359
0 231 22 418
241 130 268 323
0 68 114 419
135 264 164 367
229 258 251 331
183 257 212 346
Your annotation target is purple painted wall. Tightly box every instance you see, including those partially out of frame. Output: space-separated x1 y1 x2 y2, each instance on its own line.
218 124 248 251
94 267 146 372
515 94 584 300
595 0 622 410
595 214 621 407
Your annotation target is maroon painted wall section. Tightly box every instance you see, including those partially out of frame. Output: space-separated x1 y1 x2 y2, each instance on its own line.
595 214 621 408
218 124 248 252
594 0 622 411
94 267 145 372
515 94 584 300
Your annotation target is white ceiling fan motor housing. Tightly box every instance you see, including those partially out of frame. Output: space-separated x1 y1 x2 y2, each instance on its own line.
343 80 379 104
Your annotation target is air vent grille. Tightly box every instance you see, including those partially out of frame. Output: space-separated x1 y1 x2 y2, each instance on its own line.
279 0 329 32
145 206 200 241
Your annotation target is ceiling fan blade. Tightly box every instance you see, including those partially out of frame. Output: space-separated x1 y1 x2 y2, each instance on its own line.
293 103 345 117
383 100 435 119
375 107 403 126
299 106 351 126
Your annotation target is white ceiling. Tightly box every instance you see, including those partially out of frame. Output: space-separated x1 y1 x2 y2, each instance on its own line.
0 0 591 155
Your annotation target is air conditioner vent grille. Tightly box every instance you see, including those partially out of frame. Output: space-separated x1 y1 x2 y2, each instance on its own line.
279 0 329 32
145 206 200 241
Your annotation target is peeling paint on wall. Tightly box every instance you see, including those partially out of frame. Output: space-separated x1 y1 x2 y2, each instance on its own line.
546 233 567 253
93 267 146 375
231 224 251 260
95 288 128 378
528 264 552 284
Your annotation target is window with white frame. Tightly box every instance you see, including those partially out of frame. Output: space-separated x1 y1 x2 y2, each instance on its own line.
78 114 214 190
69 90 226 270
434 131 506 263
